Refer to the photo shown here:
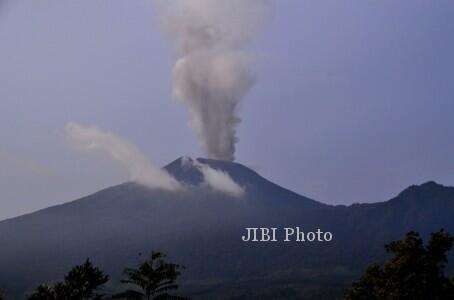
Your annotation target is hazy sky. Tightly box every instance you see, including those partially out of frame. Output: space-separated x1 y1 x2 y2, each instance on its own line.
1 0 453 220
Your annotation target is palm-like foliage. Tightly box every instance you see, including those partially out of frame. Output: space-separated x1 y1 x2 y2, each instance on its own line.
113 251 185 300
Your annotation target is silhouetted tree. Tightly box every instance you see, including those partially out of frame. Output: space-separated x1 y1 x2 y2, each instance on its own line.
27 284 57 300
345 230 454 300
112 251 186 300
0 289 5 300
28 259 108 300
62 259 109 299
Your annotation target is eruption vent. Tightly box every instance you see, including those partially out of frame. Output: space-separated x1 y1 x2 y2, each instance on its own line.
157 0 272 161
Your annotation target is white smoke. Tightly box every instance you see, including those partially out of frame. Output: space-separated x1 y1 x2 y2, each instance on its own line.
193 159 245 197
64 122 182 191
157 0 272 161
65 123 245 197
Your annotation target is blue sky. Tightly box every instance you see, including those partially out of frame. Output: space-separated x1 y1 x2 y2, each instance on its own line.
1 0 453 220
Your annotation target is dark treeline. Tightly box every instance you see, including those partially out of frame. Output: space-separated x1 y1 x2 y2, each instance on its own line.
25 251 185 300
1 230 453 300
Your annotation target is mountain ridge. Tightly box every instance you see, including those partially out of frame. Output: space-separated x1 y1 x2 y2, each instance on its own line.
1 157 451 225
0 157 453 299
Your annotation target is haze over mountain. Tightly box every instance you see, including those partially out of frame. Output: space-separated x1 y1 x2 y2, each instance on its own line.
0 157 453 299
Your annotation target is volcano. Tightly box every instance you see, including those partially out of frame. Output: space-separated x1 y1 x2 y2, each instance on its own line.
0 157 453 299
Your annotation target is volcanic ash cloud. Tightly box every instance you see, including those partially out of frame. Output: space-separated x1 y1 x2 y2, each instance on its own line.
157 0 272 161
65 123 245 197
192 159 245 197
65 122 182 191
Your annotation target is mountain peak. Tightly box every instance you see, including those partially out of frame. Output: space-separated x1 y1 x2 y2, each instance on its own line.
164 157 204 185
419 181 446 189
164 156 260 186
163 156 323 207
395 181 454 202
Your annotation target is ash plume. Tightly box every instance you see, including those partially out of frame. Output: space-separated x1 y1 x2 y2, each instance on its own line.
65 123 244 196
157 0 272 161
191 158 245 197
65 122 182 191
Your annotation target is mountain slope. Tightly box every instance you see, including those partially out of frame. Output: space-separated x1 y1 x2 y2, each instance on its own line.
0 158 453 299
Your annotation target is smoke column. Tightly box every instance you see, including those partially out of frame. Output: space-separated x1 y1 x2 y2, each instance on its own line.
157 0 272 161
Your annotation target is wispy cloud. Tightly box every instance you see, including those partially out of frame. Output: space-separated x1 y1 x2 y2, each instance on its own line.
65 122 245 197
65 122 182 191
194 159 245 197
